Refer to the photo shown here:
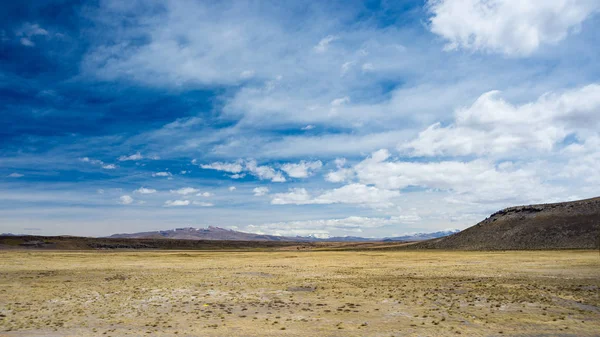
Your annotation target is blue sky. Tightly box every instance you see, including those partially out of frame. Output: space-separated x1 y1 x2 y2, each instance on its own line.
1 0 599 237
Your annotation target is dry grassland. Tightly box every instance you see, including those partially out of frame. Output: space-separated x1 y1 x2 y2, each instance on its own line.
0 250 598 336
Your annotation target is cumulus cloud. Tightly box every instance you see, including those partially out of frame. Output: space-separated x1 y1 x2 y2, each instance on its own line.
119 195 134 205
253 187 270 196
271 183 400 208
7 173 24 178
245 160 286 182
171 187 200 195
118 152 143 161
200 161 244 173
196 192 213 197
427 0 600 56
164 200 190 207
135 187 157 194
228 186 237 191
281 160 322 178
325 168 354 183
202 159 286 182
324 149 563 205
325 158 354 183
403 84 600 157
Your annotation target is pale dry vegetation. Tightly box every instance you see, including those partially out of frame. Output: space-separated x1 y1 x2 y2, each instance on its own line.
0 250 598 336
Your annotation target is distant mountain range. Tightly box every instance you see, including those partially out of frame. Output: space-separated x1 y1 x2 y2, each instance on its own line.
107 226 460 242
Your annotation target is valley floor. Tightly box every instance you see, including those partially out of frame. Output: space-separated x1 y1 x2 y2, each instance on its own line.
0 250 599 336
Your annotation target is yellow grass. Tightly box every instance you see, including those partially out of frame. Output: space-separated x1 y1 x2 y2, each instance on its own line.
1 250 599 336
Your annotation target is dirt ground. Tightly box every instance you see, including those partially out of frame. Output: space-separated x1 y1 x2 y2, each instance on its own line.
0 250 598 336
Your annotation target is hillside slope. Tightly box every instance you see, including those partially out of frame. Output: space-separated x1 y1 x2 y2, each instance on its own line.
411 197 600 250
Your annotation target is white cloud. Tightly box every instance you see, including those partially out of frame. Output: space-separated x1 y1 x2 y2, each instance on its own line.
314 35 338 53
16 23 48 37
331 149 562 205
559 135 600 185
271 183 400 208
164 200 190 207
253 187 270 196
228 186 237 191
325 168 354 183
301 124 315 130
152 172 172 177
15 23 49 47
325 158 353 183
200 161 244 173
118 152 143 161
334 158 346 168
281 160 322 178
7 173 24 178
135 187 157 194
427 0 600 56
196 192 213 197
245 160 286 182
80 157 117 170
315 184 400 208
171 187 200 195
192 201 214 207
270 188 311 204
119 195 134 205
403 84 600 157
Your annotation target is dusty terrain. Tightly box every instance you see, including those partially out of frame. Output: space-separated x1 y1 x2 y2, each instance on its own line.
1 250 599 336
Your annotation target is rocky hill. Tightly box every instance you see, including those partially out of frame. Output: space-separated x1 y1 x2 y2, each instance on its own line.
410 197 600 250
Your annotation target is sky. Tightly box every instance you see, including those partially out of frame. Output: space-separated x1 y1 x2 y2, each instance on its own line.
1 0 600 238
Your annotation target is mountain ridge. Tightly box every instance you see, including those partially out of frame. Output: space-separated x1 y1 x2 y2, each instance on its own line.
107 226 459 242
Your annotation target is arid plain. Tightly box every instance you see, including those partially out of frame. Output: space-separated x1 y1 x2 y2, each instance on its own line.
1 250 598 336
